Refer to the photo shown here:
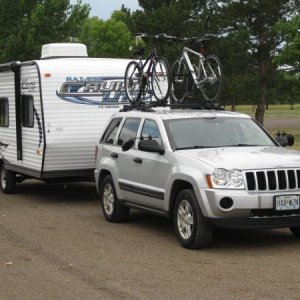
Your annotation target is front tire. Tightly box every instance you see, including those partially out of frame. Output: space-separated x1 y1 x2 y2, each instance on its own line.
174 189 212 249
151 57 171 103
0 165 16 194
100 175 129 222
290 226 300 238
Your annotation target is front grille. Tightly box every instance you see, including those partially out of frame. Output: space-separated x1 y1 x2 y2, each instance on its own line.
245 169 300 192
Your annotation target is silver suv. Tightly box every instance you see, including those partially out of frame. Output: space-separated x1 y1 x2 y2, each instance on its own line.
94 109 300 249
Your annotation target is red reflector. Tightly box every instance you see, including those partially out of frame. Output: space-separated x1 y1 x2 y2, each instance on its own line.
200 48 206 55
44 73 51 78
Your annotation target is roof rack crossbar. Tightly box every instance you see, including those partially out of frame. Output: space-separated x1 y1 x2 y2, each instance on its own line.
120 101 224 112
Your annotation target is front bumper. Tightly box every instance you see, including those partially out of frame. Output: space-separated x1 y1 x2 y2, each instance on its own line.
210 215 300 229
201 188 300 228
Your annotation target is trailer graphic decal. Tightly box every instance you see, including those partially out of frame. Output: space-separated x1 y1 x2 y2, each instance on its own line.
0 141 9 151
56 76 152 105
33 107 43 148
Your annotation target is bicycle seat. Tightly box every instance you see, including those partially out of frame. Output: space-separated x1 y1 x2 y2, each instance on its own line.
133 48 145 56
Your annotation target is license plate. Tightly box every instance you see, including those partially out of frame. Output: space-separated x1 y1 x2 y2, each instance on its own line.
275 195 300 211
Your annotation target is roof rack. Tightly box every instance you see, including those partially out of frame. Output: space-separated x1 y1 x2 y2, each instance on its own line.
120 100 224 112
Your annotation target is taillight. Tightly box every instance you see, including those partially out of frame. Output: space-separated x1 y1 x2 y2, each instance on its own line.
200 47 206 55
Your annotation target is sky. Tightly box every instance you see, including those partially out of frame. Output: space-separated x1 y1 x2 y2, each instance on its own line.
70 0 141 20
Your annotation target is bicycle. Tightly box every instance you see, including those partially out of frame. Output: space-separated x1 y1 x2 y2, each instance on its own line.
124 33 171 105
170 36 223 103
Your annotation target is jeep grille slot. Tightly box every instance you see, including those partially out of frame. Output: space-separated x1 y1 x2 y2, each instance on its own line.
245 169 300 192
251 209 300 218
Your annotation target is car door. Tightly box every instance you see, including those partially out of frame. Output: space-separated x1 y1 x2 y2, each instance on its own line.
115 117 143 200
122 118 171 212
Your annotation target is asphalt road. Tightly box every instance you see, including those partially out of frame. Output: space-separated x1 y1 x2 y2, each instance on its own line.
1 181 300 299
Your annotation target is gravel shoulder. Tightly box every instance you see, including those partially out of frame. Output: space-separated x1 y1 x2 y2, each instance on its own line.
1 181 300 299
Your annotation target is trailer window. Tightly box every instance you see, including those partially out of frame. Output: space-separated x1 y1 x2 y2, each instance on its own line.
22 95 34 128
0 98 9 127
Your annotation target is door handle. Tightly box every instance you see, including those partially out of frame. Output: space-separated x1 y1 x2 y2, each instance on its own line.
133 157 142 164
111 152 118 159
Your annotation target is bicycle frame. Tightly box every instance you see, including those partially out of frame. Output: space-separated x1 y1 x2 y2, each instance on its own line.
138 48 157 76
180 47 208 88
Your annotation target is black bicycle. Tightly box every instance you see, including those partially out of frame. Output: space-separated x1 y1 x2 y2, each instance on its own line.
124 33 171 105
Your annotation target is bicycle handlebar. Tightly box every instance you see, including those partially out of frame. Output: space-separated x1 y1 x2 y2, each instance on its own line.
134 33 170 39
134 33 210 43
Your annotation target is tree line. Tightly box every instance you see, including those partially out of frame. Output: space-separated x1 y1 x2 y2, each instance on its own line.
0 0 299 124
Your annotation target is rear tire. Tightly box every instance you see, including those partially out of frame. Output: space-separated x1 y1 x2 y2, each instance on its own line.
151 57 171 103
124 61 142 104
200 54 223 102
290 226 300 238
100 175 129 222
174 189 212 249
0 165 16 194
171 59 189 104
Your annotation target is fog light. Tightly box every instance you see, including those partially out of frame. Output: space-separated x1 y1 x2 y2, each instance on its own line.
219 197 233 209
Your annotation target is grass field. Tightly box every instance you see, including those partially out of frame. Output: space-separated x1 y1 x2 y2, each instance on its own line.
234 104 300 151
235 104 300 118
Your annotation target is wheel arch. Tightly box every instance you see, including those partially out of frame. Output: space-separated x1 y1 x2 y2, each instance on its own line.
168 179 194 218
98 169 112 192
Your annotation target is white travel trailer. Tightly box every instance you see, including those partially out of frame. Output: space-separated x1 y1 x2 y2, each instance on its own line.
0 43 131 193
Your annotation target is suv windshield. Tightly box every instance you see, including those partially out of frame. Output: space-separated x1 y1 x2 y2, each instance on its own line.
164 117 275 150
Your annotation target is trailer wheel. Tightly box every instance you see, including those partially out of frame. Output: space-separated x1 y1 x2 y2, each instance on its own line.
0 165 16 194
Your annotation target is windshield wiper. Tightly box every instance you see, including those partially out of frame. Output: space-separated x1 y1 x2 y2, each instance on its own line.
175 145 221 150
175 145 207 150
222 144 260 147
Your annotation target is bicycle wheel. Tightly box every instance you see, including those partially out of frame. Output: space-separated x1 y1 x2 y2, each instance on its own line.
200 54 223 102
171 59 189 104
124 61 142 104
151 57 171 103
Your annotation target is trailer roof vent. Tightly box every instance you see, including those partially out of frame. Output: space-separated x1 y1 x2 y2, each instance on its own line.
41 43 88 59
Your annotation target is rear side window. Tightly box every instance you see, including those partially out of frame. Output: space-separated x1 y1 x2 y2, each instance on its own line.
0 98 9 127
22 95 34 128
117 118 140 146
101 118 122 144
141 119 162 145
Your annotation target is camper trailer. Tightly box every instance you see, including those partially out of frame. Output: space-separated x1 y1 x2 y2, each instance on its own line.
0 43 130 193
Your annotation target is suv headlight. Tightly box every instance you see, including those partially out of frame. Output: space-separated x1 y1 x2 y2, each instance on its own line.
207 168 245 189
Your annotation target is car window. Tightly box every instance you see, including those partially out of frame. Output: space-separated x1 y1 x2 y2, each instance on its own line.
141 119 162 145
101 118 122 144
164 117 275 149
117 118 141 146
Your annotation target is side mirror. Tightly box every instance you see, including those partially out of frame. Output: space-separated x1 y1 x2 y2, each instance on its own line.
275 132 295 147
122 139 135 151
286 134 295 146
138 139 165 154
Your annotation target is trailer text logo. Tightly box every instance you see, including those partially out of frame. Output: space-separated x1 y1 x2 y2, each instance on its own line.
56 76 134 106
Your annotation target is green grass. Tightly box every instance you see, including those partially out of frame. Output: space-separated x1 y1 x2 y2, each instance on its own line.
235 104 300 118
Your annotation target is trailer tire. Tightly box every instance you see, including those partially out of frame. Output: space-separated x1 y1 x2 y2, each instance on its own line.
0 165 16 194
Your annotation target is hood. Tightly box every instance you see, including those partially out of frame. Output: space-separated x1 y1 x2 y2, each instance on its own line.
178 146 300 170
